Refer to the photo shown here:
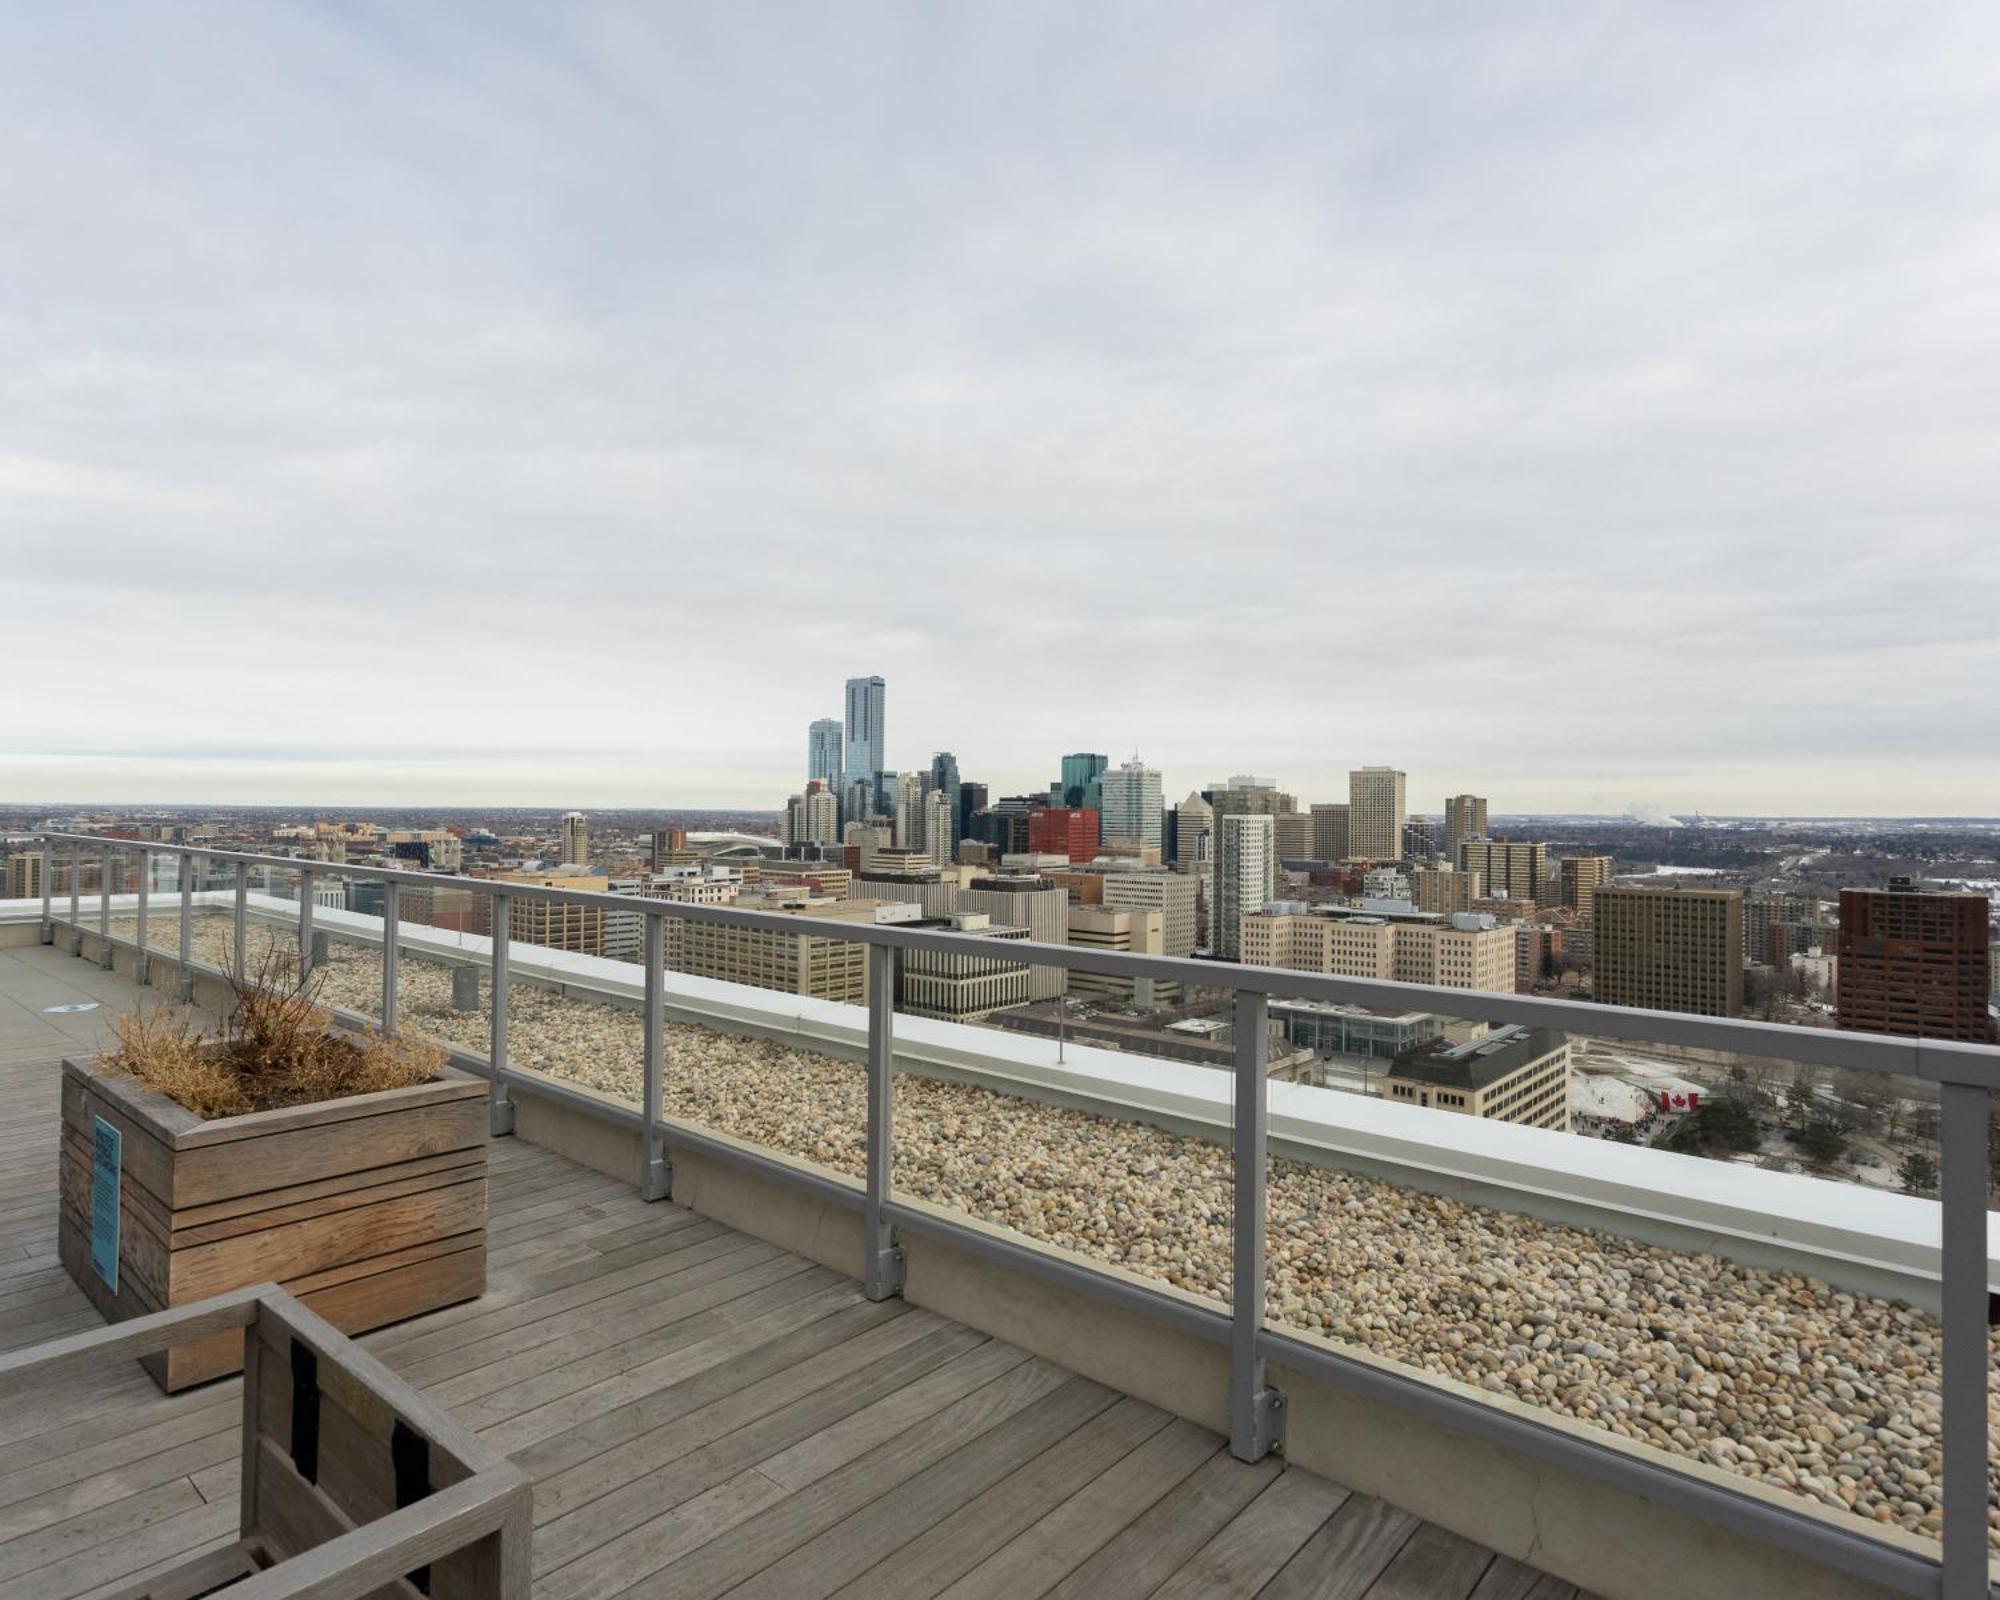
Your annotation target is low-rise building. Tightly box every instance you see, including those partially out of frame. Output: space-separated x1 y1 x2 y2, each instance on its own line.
1382 1026 1572 1132
1240 905 1515 994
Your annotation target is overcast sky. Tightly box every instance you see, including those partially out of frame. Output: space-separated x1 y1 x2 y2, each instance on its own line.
4 4 1996 816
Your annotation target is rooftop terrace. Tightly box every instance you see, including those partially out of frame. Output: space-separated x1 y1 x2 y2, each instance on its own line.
9 832 1999 1599
0 945 1572 1600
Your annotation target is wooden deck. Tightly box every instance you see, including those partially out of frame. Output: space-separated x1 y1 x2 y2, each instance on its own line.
0 963 1587 1599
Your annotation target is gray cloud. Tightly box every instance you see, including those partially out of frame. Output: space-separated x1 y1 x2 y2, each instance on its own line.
3 3 1996 812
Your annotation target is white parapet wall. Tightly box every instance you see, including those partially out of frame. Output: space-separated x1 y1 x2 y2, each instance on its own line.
19 891 1993 1309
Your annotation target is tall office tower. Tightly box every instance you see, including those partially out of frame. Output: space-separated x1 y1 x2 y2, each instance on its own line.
1273 813 1313 861
1173 792 1214 870
807 719 843 787
1458 839 1550 904
1099 757 1163 849
1213 813 1276 962
843 675 886 783
1029 807 1100 864
1442 795 1488 861
957 781 988 847
926 752 962 845
1561 854 1616 918
892 772 927 851
839 775 876 827
1346 768 1407 861
922 790 954 866
1594 887 1743 1017
1209 776 1295 819
1057 753 1109 811
1310 803 1350 862
559 811 589 866
1837 880 1994 1041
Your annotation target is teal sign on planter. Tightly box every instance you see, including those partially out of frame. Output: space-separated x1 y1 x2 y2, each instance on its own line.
90 1115 120 1292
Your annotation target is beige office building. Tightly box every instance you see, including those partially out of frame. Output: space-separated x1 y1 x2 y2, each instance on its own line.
959 873 1069 999
676 893 898 1003
1594 886 1744 1016
1241 907 1515 994
900 912 1030 1021
1067 905 1172 1007
489 871 608 955
559 812 589 867
1442 795 1488 861
1347 768 1407 861
1099 866 1199 960
1383 1027 1572 1132
1561 854 1615 918
1410 864 1485 915
1173 792 1213 871
1458 839 1549 904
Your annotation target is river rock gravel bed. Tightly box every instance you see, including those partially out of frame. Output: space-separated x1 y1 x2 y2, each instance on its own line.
127 917 2000 1545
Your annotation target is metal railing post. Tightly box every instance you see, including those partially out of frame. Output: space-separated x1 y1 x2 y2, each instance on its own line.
177 853 195 1002
639 913 671 1201
297 867 316 987
38 837 53 943
489 894 514 1136
133 846 150 984
97 847 113 968
1938 1079 1989 1600
864 943 905 1300
1230 986 1283 1461
68 847 83 954
381 881 399 1033
233 868 248 982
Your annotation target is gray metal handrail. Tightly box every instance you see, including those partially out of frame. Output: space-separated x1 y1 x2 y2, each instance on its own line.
31 828 2000 1598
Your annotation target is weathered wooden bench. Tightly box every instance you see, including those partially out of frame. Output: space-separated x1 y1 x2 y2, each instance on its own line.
0 1283 530 1600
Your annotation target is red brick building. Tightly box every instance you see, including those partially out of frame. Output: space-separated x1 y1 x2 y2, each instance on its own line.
1836 880 1995 1042
1028 807 1101 864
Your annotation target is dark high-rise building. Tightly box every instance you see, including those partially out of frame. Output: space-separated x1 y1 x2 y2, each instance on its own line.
1057 753 1108 810
649 827 688 872
957 781 988 846
1594 886 1743 1017
1837 880 1995 1042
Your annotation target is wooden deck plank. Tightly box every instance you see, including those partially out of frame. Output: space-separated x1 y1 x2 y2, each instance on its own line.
1147 1470 1351 1600
1359 1524 1500 1600
1255 1493 1423 1600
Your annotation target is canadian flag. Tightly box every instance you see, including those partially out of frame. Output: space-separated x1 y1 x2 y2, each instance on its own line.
1660 1090 1700 1113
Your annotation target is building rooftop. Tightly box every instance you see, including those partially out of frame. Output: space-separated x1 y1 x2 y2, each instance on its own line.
1387 1025 1569 1092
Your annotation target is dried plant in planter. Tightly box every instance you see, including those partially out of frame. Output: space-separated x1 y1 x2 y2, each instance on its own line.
104 934 444 1118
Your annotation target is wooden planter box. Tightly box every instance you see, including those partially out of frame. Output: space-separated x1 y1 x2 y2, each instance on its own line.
58 1055 489 1391
0 1284 529 1600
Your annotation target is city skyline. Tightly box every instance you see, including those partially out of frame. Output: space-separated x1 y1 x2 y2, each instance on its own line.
5 6 1998 814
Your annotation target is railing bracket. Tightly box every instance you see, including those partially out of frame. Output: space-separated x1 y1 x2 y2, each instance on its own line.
864 1243 906 1302
639 1154 672 1203
1234 1385 1285 1462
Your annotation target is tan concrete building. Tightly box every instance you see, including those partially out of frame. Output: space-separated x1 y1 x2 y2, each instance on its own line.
1241 907 1515 994
1309 803 1350 862
1561 854 1615 918
1594 886 1744 1017
1442 795 1488 862
1410 864 1485 915
1383 1027 1572 1132
676 892 900 1003
1067 905 1172 1008
1273 812 1313 862
958 873 1069 999
900 912 1031 1021
559 812 589 867
1347 767 1406 861
487 871 609 955
1457 838 1549 904
1099 866 1199 960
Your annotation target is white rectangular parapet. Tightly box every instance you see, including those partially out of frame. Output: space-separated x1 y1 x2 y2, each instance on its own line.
167 896 2000 1309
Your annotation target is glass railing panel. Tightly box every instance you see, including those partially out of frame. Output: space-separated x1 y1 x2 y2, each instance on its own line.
390 883 494 1070
889 938 1234 1313
1258 995 1968 1553
652 904 871 1178
308 874 385 1030
497 899 642 1115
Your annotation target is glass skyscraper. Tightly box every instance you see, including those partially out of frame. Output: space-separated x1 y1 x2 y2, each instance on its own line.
843 675 885 784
